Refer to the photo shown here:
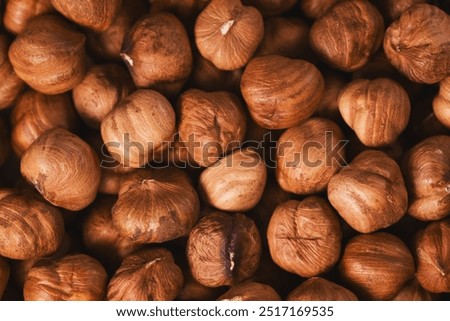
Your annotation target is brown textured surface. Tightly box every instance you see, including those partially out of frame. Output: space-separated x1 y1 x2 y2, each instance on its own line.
3 0 53 34
392 278 435 300
433 77 450 129
375 0 426 21
247 0 296 16
287 277 358 301
300 0 340 19
0 35 24 110
218 282 280 300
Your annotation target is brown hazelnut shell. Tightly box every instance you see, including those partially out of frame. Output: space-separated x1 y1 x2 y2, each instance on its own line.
339 232 415 300
20 128 101 211
241 55 324 129
433 77 450 129
0 35 24 110
300 0 340 19
3 0 54 35
247 0 296 16
218 282 280 301
392 278 435 300
287 277 358 301
187 211 261 287
107 248 184 301
374 0 426 21
0 256 10 299
24 254 108 301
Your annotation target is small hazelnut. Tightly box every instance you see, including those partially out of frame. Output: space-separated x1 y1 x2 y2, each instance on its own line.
339 232 415 300
374 0 426 21
415 219 450 293
107 248 184 301
195 0 264 71
392 278 435 301
310 0 384 71
246 0 296 16
0 191 64 260
121 12 192 96
267 197 342 278
112 168 200 243
73 64 135 128
287 277 358 301
50 0 122 31
11 90 79 156
402 136 450 221
8 15 86 95
241 55 324 129
384 4 450 84
328 150 408 233
187 211 261 287
300 0 340 19
178 89 246 167
0 257 10 299
24 254 108 301
276 117 346 195
0 34 24 110
338 78 411 147
433 77 450 129
3 0 54 35
199 148 267 212
101 89 176 168
218 282 280 301
21 128 101 211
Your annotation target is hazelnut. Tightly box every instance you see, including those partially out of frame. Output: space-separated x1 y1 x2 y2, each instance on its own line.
112 168 200 243
0 191 64 260
276 117 346 195
73 64 135 128
328 150 408 233
11 91 79 157
50 0 122 31
433 77 450 129
98 169 123 195
8 15 86 95
195 0 264 71
21 128 101 211
218 282 280 301
339 232 415 300
149 0 209 26
402 136 450 221
101 89 176 168
82 197 143 270
300 0 340 19
3 0 54 34
392 278 435 301
310 0 384 71
187 211 261 287
241 55 324 129
338 78 411 147
0 257 10 299
107 248 184 301
199 148 267 212
384 4 450 84
0 34 24 110
287 277 358 301
178 89 246 167
415 219 450 293
314 70 347 121
246 0 296 16
374 0 426 21
267 197 342 278
178 274 226 301
121 12 192 96
24 254 108 301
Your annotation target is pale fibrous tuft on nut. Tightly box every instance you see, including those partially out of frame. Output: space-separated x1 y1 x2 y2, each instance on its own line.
218 282 280 301
433 77 450 129
24 254 108 301
287 277 358 301
0 256 9 299
107 248 184 301
3 0 54 35
195 0 264 71
0 34 24 110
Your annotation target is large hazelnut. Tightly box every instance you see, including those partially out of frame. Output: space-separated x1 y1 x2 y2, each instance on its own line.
433 77 450 129
24 254 108 301
339 233 415 300
50 0 122 31
241 55 324 129
276 117 346 195
218 282 280 301
287 277 358 301
310 0 384 71
178 89 246 167
3 0 54 34
195 0 264 71
101 89 176 168
300 0 340 19
121 13 192 96
338 78 411 147
0 257 10 299
328 150 408 233
73 64 134 128
0 35 24 110
0 192 64 260
267 197 342 278
384 4 450 84
112 168 200 243
415 219 450 293
8 15 86 95
11 91 79 156
402 136 450 221
392 278 435 301
21 128 101 211
246 0 296 16
199 148 267 212
187 211 261 287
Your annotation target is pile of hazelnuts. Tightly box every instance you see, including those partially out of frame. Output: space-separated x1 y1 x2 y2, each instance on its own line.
0 0 449 301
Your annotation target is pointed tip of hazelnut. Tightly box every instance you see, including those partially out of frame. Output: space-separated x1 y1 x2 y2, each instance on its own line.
121 53 134 67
